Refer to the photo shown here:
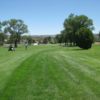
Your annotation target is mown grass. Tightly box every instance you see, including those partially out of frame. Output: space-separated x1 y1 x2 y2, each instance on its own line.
0 44 100 100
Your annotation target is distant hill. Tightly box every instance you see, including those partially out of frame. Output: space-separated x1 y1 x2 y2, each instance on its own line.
31 35 56 38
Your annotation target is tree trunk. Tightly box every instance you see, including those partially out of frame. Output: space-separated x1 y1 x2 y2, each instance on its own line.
14 39 18 48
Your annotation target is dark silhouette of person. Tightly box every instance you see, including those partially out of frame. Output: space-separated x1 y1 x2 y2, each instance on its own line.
8 44 15 51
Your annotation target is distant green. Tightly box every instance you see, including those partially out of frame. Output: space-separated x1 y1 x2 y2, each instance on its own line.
0 44 100 100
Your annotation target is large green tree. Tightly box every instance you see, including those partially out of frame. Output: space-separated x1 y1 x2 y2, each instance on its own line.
3 19 28 47
63 14 94 46
58 14 94 49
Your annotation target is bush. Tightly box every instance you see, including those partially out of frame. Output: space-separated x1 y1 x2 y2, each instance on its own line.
76 28 94 49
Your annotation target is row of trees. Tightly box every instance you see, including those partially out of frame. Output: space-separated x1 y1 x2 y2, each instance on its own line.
55 14 94 49
0 19 28 47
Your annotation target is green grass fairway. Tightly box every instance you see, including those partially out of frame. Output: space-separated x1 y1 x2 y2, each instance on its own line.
0 45 100 100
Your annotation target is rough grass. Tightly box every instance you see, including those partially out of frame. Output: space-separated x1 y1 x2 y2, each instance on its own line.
0 44 100 100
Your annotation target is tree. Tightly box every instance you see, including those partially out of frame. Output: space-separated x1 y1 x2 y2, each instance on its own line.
46 36 52 43
0 21 6 45
56 14 94 49
43 37 48 44
55 34 63 45
59 14 94 48
0 33 6 45
43 36 53 44
27 36 33 45
0 21 2 32
76 28 94 49
3 19 28 47
59 30 67 46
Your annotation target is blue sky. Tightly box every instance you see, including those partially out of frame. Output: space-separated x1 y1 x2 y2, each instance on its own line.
0 0 100 35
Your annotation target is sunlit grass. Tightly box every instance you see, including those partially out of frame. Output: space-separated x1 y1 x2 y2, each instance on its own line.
0 44 100 100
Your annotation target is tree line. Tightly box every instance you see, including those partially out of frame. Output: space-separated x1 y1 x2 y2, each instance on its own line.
55 14 94 49
0 14 96 49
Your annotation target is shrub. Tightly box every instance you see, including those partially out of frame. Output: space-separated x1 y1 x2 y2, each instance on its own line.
76 28 94 49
